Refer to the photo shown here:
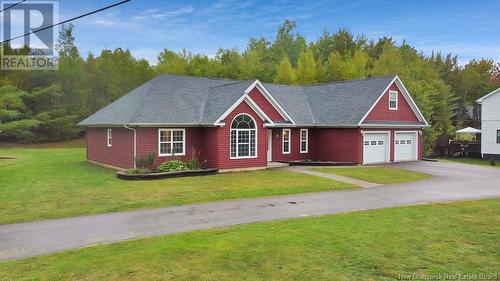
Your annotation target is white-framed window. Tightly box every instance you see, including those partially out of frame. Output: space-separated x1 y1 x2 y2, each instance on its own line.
389 90 398 110
282 129 291 154
158 128 185 156
300 129 308 153
106 128 112 147
497 130 500 144
230 114 257 159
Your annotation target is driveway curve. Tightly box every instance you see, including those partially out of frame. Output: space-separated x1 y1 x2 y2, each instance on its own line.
0 161 499 261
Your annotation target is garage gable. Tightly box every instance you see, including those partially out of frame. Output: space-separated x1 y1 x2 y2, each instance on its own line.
360 76 428 125
364 82 419 122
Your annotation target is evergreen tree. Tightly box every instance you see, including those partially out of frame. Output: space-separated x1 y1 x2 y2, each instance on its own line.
0 85 40 142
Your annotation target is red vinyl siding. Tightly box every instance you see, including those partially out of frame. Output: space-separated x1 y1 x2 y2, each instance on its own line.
85 126 422 169
312 128 363 163
86 127 134 168
217 100 267 170
248 87 285 122
365 82 419 122
136 127 203 168
198 127 220 169
270 128 313 161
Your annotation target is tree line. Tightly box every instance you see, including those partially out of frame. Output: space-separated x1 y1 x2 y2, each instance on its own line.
0 20 499 155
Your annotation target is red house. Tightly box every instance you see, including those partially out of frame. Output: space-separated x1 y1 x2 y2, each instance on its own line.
79 74 428 171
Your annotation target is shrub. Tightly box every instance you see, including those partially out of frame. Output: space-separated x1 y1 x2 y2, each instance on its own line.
185 159 199 170
124 168 151 175
156 160 187 173
491 160 496 166
136 153 155 169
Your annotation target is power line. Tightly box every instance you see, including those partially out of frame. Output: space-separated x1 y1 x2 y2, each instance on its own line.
0 0 27 13
0 0 131 45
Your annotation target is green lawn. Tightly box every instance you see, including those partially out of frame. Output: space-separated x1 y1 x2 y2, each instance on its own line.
435 157 499 168
1 200 498 280
0 148 356 224
310 166 431 184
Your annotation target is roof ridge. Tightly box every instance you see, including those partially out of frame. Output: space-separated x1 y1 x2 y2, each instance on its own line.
208 80 252 89
305 75 397 87
157 73 397 88
158 73 240 83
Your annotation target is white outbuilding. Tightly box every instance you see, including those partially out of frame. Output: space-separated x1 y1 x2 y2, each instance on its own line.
477 87 500 160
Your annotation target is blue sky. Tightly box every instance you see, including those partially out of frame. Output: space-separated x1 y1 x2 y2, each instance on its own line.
60 0 499 65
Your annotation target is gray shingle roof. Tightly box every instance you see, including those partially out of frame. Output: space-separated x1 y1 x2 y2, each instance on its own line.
363 120 426 126
79 74 397 126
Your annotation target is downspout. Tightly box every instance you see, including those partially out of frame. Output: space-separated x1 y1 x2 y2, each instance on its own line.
124 125 137 169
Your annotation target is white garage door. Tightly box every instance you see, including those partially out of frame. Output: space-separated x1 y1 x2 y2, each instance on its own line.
363 133 389 164
394 132 417 162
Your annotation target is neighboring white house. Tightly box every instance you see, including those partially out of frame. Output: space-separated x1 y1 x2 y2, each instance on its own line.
477 87 500 160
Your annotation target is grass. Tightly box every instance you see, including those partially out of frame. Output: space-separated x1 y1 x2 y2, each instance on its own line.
0 199 498 280
435 157 499 168
310 166 431 184
0 138 85 149
0 147 357 224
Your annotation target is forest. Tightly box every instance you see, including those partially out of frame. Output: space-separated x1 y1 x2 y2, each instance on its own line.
0 20 499 155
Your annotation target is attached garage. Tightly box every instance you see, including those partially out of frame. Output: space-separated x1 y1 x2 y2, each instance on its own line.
394 131 418 162
363 132 390 164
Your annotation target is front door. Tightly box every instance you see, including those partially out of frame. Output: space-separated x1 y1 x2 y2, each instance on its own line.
267 129 272 161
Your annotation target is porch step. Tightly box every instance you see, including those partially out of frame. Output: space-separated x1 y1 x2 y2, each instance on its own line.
267 162 290 169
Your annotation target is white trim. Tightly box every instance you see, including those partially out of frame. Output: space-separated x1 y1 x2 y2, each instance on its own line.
244 96 275 126
244 79 296 124
106 128 112 147
388 90 398 110
300 128 308 153
229 113 258 160
214 95 247 125
282 128 291 154
158 128 186 157
124 125 137 169
358 76 428 126
265 123 358 128
393 77 429 125
394 130 419 162
213 95 275 126
362 131 391 164
360 124 427 128
267 129 272 161
129 123 216 127
477 87 500 104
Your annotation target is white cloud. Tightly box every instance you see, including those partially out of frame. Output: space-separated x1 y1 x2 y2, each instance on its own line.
130 47 161 65
132 6 194 22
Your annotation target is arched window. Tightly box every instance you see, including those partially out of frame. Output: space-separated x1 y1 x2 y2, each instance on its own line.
230 114 257 158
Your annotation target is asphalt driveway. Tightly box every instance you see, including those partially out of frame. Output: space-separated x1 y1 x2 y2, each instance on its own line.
0 161 499 261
